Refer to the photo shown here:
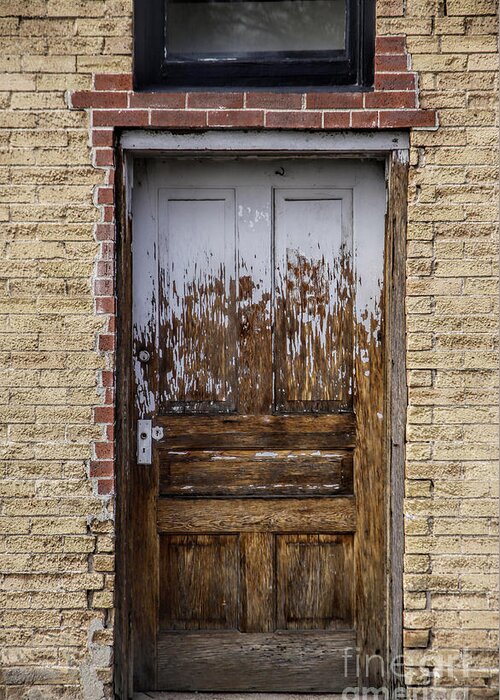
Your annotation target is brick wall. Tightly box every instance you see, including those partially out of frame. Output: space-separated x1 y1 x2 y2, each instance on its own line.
0 1 498 699
70 39 437 130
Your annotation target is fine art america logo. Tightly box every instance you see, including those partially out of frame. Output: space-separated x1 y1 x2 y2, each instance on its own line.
340 648 471 698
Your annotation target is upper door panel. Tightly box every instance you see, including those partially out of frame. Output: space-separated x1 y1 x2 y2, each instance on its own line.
158 188 237 412
132 158 383 418
274 188 353 412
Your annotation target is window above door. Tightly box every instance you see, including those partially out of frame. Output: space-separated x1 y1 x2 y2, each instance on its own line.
134 0 375 89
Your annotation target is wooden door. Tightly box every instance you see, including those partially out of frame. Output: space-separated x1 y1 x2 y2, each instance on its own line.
130 157 387 692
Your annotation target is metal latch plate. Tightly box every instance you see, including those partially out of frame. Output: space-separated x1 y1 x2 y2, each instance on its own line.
137 419 152 465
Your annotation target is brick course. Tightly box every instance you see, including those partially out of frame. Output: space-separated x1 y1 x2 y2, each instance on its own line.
70 33 434 130
0 0 498 699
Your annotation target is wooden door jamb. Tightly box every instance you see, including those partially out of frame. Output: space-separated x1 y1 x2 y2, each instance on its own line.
114 133 409 699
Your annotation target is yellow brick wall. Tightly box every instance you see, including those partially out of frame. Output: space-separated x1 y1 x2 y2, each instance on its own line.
0 1 498 698
385 2 499 695
1 3 130 698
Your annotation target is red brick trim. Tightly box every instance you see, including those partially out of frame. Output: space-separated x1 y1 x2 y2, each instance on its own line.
73 35 436 496
88 159 117 496
70 37 436 132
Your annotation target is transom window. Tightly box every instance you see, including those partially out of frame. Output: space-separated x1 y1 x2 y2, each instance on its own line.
134 0 374 89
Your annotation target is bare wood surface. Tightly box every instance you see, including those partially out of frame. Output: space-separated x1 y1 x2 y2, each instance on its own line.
159 449 353 497
157 190 238 413
157 497 356 533
115 149 133 700
130 159 160 690
156 413 356 450
157 631 358 691
134 694 348 700
386 151 408 692
237 187 273 414
159 535 239 631
240 533 275 632
160 432 355 450
274 190 354 413
158 413 356 434
352 160 387 687
276 534 354 630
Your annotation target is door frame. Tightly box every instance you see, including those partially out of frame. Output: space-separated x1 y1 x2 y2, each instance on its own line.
114 130 409 699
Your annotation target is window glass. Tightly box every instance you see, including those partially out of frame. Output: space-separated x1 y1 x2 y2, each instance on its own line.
165 0 346 55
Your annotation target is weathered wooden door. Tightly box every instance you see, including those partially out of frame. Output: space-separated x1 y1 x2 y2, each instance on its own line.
130 157 387 692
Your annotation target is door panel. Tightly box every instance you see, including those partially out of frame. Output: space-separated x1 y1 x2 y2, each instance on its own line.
160 534 239 631
131 157 387 692
159 448 354 497
237 186 273 415
276 534 353 630
274 189 353 412
158 189 237 411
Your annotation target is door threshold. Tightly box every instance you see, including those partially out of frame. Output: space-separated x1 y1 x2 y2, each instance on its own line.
134 695 351 700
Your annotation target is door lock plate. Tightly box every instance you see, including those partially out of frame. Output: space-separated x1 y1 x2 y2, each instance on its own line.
137 419 152 464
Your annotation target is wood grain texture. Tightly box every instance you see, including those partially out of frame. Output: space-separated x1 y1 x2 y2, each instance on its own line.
159 449 354 497
125 158 391 694
352 169 387 687
157 631 358 691
156 413 356 450
159 535 239 631
240 533 275 632
237 186 273 415
277 534 353 630
130 159 160 690
385 151 408 693
157 189 238 413
157 497 356 533
114 150 133 700
274 190 354 413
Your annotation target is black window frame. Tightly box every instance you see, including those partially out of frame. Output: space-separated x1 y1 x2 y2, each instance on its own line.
134 0 375 90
